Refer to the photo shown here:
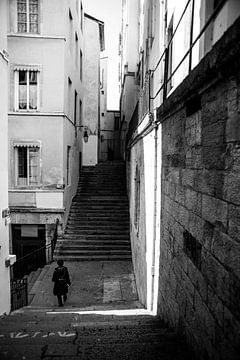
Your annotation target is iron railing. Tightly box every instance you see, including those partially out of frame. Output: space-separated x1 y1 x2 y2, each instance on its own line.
10 277 28 311
135 0 228 133
150 0 227 103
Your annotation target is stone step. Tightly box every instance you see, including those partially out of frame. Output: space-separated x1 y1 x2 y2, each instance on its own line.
63 234 130 240
65 227 129 233
67 219 129 224
69 209 129 214
53 254 132 261
56 239 130 246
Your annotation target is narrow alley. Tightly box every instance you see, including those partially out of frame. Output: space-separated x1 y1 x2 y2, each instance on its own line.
1 0 240 360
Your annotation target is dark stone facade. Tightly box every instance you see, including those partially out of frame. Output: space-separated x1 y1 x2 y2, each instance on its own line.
157 16 240 360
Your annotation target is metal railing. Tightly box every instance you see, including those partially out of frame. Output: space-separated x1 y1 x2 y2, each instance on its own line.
150 0 227 103
11 277 28 311
127 0 228 146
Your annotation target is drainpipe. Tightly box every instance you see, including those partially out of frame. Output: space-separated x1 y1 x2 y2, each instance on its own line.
151 121 158 313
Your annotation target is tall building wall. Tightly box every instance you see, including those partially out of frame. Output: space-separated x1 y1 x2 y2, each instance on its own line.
7 0 84 275
0 0 11 315
83 14 104 166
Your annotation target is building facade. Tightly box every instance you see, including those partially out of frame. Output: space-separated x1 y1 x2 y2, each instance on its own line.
0 0 12 315
82 13 105 166
120 0 240 359
8 0 84 275
99 56 121 162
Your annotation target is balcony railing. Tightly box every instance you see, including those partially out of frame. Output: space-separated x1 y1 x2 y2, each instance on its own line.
126 0 228 146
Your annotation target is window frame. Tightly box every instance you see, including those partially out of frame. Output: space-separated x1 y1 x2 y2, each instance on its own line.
17 0 39 34
67 146 71 186
14 67 40 112
14 143 41 188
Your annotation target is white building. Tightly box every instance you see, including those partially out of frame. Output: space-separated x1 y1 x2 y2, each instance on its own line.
82 13 105 166
8 0 84 276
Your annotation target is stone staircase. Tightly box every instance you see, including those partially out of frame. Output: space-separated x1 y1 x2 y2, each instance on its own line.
54 161 132 261
27 265 51 304
0 312 195 359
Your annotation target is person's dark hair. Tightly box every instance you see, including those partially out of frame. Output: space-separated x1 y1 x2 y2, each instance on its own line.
57 259 64 266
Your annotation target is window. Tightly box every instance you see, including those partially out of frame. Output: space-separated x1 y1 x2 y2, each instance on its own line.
80 2 83 31
75 32 79 68
80 50 83 81
67 146 71 186
17 0 39 33
74 90 77 125
14 145 40 186
134 166 140 229
167 17 173 94
79 99 82 126
68 77 72 118
114 116 120 131
69 9 73 51
16 69 39 110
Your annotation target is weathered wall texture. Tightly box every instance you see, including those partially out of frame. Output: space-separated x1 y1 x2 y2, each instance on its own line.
157 17 240 360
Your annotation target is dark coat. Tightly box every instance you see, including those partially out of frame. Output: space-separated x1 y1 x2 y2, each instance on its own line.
52 265 71 296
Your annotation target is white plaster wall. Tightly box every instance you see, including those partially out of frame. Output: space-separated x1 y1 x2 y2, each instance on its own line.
83 16 101 166
8 0 84 231
82 136 98 166
0 0 11 315
213 0 240 44
36 192 64 209
8 115 63 189
8 38 65 112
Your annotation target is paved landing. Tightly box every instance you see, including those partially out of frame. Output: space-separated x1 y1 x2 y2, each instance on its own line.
29 261 141 310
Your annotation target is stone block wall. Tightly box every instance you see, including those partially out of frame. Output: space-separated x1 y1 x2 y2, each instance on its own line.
157 17 240 360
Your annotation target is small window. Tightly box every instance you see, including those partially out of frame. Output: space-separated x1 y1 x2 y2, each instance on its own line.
114 117 120 131
79 99 82 126
68 77 72 118
15 145 40 187
80 2 83 31
80 50 83 81
74 90 77 125
17 0 39 33
134 166 140 229
67 146 71 186
16 69 38 111
75 32 78 68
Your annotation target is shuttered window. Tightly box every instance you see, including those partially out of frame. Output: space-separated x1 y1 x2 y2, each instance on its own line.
15 144 40 187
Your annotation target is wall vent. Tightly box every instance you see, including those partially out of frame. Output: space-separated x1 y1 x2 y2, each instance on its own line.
183 230 202 270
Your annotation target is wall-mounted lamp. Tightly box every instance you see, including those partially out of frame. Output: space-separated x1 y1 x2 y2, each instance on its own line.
83 130 89 143
76 125 89 143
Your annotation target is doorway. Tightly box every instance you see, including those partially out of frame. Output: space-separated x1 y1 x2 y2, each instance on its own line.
12 225 46 278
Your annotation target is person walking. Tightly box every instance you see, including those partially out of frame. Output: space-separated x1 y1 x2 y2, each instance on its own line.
52 259 71 307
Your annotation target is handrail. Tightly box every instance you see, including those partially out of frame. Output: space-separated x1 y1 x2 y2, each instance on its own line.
150 0 228 101
152 0 192 73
